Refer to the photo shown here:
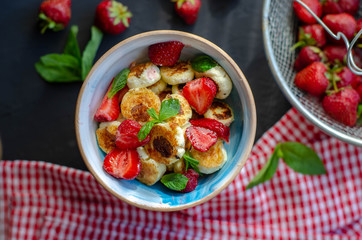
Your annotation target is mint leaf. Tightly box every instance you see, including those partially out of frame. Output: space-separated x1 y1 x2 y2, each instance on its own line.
183 152 202 175
40 54 81 69
191 55 217 73
64 25 81 60
159 99 180 121
245 146 280 190
279 142 326 175
137 120 159 141
107 68 129 98
35 62 82 83
161 173 188 191
81 26 103 80
147 108 159 121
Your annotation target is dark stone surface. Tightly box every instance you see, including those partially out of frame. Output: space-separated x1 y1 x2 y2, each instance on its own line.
0 0 291 170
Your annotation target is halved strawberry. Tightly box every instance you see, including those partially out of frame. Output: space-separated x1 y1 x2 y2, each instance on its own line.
103 148 141 180
182 77 217 115
189 118 230 143
94 80 121 122
148 41 184 66
115 119 150 150
180 169 199 193
185 126 218 152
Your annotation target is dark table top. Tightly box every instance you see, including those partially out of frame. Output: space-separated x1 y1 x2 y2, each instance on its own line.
0 0 291 170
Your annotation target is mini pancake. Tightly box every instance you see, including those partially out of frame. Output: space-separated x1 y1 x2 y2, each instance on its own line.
136 147 166 186
164 94 192 129
127 62 161 89
96 121 122 154
204 101 234 126
160 61 194 85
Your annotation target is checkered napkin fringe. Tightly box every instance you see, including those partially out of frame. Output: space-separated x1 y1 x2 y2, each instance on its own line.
1 108 362 240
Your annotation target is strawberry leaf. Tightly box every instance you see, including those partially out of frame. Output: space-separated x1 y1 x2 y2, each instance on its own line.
107 68 129 98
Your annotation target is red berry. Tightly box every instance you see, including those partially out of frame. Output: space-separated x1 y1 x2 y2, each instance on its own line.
174 0 202 25
39 0 71 33
322 88 360 126
323 0 359 16
339 0 360 16
294 46 324 71
293 0 322 24
186 126 218 152
294 62 329 96
148 41 185 66
180 169 199 193
323 45 348 64
189 118 230 143
335 66 357 88
94 80 121 122
297 24 327 48
182 77 217 115
322 0 343 15
323 13 357 43
356 84 362 101
115 119 150 150
95 0 132 35
103 148 141 180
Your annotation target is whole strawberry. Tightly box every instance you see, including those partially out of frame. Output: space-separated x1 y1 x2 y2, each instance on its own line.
334 66 357 88
293 0 322 24
322 88 360 126
323 45 348 64
173 0 201 25
38 0 71 34
294 46 325 71
95 0 132 35
293 24 327 49
294 62 329 97
322 0 359 16
323 13 357 43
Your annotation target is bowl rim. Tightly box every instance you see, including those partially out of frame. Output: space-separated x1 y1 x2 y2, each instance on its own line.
75 30 257 211
262 0 362 147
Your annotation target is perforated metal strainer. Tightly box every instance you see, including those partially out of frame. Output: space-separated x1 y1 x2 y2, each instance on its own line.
262 0 362 147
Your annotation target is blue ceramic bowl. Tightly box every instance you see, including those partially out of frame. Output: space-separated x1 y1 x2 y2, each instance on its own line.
75 30 256 211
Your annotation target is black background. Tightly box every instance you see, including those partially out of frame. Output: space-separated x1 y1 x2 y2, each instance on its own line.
0 0 291 170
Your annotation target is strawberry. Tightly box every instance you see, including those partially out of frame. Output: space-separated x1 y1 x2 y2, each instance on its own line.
185 126 218 152
115 119 150 150
322 88 360 126
189 118 230 143
148 41 185 66
322 13 357 43
293 0 322 24
38 0 71 34
294 46 325 71
180 169 199 193
95 0 132 35
323 45 348 64
173 0 202 25
182 78 217 115
103 148 141 179
294 62 329 96
293 25 327 49
322 0 359 15
335 66 357 88
94 81 121 122
356 84 362 101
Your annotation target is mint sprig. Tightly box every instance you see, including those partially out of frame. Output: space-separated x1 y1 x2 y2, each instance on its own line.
35 25 103 83
137 99 180 141
191 55 217 73
245 142 326 190
183 151 202 175
107 68 130 98
161 173 188 191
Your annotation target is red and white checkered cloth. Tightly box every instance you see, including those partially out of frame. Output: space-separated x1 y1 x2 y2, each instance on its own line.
1 108 362 240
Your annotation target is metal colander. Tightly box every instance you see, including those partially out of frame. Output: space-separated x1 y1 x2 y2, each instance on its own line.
262 0 362 147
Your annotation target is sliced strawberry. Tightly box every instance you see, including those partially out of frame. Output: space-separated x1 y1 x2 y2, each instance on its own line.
148 41 184 66
189 118 230 143
103 148 141 180
182 77 217 115
180 169 199 193
94 81 121 122
185 126 218 152
115 119 150 150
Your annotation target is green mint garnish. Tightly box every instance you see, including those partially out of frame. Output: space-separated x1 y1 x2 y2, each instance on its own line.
191 55 217 73
245 142 326 190
183 151 202 175
107 68 130 98
137 99 180 141
161 173 188 191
